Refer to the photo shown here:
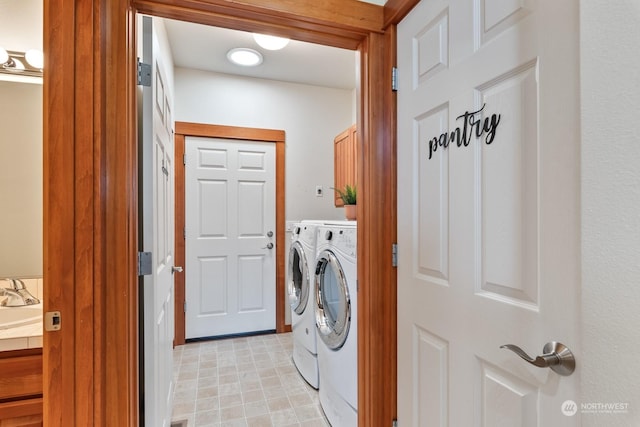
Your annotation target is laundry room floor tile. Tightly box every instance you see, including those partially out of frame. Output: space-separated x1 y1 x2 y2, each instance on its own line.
171 332 330 427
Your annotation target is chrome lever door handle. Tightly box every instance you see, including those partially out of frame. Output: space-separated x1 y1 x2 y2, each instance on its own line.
500 341 575 376
262 243 274 249
172 266 183 274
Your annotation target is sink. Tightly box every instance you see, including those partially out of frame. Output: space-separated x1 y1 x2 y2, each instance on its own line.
0 303 43 330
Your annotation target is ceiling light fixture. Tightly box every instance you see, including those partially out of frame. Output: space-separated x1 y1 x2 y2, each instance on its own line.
227 48 263 67
252 33 290 51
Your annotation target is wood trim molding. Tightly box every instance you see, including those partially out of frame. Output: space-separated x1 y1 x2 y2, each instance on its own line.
44 0 100 425
173 122 287 345
132 0 384 50
383 0 421 28
103 3 139 426
45 0 138 425
174 133 187 346
175 122 284 142
356 29 398 427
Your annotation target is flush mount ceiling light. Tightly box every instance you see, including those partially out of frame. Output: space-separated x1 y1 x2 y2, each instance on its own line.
227 48 263 67
252 33 290 51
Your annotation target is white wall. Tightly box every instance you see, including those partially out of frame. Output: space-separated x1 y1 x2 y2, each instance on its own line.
174 67 353 222
0 0 42 52
580 1 640 425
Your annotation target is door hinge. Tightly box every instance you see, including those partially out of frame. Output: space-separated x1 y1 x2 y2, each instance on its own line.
183 153 186 165
138 251 152 276
392 419 398 427
137 59 151 87
183 227 186 239
392 243 398 267
392 66 398 92
184 301 187 313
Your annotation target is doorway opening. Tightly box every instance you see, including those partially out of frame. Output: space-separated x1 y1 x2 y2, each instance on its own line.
162 19 357 344
44 2 401 426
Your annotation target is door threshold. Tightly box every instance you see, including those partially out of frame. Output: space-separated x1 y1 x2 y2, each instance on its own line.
185 329 277 343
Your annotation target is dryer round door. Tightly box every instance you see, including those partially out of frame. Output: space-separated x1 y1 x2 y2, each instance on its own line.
288 241 309 315
315 249 351 350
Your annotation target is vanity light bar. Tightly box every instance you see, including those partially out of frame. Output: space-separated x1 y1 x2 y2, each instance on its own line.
0 49 43 78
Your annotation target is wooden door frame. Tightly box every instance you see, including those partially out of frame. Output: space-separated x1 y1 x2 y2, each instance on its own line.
44 0 419 425
173 122 287 346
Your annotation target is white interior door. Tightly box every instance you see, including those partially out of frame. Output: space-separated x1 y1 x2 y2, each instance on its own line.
185 137 276 339
139 16 175 427
397 0 581 425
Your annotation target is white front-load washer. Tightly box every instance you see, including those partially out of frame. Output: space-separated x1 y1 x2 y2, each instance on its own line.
315 222 357 427
288 220 323 388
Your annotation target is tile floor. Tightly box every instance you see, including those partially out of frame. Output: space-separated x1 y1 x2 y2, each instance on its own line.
171 332 331 427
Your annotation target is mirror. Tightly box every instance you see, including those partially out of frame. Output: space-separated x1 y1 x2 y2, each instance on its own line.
0 79 42 278
0 0 43 279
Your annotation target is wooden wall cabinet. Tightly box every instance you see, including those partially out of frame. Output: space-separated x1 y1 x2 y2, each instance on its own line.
0 350 43 426
334 124 357 207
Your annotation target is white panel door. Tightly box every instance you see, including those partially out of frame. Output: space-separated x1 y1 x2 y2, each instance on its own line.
185 137 276 338
139 16 175 427
397 0 581 425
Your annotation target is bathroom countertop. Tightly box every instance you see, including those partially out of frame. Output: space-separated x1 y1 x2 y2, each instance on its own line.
0 278 44 351
0 322 43 352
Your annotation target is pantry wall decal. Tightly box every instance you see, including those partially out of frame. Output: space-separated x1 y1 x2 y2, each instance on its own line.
427 103 501 159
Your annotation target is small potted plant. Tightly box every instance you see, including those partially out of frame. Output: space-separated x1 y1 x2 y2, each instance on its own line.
334 184 357 220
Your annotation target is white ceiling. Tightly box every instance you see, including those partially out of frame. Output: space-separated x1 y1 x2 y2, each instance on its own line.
164 0 386 90
163 19 358 90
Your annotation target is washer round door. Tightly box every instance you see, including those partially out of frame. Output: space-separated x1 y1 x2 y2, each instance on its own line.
315 249 351 350
288 241 309 315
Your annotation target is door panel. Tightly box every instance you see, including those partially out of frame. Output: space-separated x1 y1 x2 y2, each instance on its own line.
139 16 175 427
238 181 267 235
397 0 580 425
479 62 539 307
186 137 276 338
198 180 227 236
238 255 267 311
199 257 227 314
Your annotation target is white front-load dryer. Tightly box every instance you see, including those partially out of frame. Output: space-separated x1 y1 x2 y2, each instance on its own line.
288 220 322 388
315 223 357 427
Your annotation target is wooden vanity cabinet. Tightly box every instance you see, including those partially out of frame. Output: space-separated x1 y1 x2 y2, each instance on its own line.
334 124 357 207
0 349 43 426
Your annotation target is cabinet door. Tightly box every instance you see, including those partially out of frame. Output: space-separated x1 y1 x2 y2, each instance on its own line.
0 398 43 427
334 124 357 207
